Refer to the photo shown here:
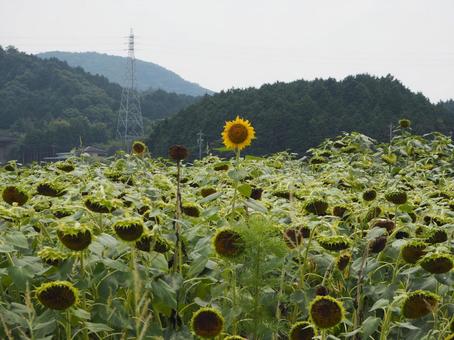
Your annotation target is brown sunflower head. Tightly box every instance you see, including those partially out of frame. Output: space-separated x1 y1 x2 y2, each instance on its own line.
365 206 382 222
191 307 224 338
37 247 68 266
182 203 201 217
402 290 440 319
84 197 115 214
36 182 66 197
362 189 377 202
114 218 144 242
304 198 329 216
332 205 348 218
315 285 329 296
200 187 217 198
36 281 78 310
213 228 245 258
289 321 317 340
309 295 344 329
132 141 147 155
337 252 351 271
57 224 92 251
169 145 189 161
425 228 448 244
318 235 351 252
419 253 453 274
371 218 395 234
401 241 427 264
385 190 408 205
284 228 304 249
399 119 411 128
2 186 28 206
369 235 387 253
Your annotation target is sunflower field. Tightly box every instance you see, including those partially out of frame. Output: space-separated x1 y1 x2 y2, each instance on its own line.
0 120 453 340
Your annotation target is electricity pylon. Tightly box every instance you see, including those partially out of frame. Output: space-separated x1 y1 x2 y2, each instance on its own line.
117 28 144 150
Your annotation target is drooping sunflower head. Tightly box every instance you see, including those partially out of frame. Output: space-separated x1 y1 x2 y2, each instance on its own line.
309 295 345 329
36 281 79 310
132 141 147 155
114 217 144 242
419 253 453 274
284 228 304 249
212 227 245 258
425 228 448 244
55 161 75 172
332 205 349 218
169 144 189 161
182 202 201 217
362 189 377 202
304 198 329 216
57 224 92 251
371 218 395 234
399 119 411 128
191 307 224 338
385 190 408 205
337 252 351 271
84 196 116 214
37 247 68 266
364 206 382 222
401 240 427 264
224 336 247 340
200 187 217 198
289 321 317 340
36 182 66 197
369 235 387 253
52 207 75 219
222 116 255 150
2 186 28 206
402 290 440 319
318 235 351 252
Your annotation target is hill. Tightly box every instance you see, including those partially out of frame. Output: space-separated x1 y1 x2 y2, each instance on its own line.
0 46 198 162
147 74 454 157
37 51 213 96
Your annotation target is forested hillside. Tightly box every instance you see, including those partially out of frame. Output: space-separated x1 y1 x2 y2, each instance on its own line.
38 51 212 96
147 75 454 157
0 46 198 161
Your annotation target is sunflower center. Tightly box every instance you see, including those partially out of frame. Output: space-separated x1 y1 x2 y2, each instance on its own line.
194 311 223 337
228 124 249 144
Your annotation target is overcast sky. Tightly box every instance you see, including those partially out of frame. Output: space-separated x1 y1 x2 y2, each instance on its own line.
0 0 453 102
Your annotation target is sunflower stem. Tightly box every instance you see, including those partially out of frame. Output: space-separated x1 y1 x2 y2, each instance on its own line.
79 252 89 340
230 148 241 213
65 310 71 340
173 160 183 273
231 266 238 335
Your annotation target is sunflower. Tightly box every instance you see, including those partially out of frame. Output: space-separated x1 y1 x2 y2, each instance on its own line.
114 218 144 242
401 241 427 264
38 247 68 266
309 295 344 329
132 141 147 155
337 252 351 271
212 227 245 258
224 336 247 340
419 253 453 274
318 235 351 252
36 281 78 310
57 224 92 251
222 116 255 150
289 321 317 340
191 307 224 338
2 186 28 206
402 290 440 319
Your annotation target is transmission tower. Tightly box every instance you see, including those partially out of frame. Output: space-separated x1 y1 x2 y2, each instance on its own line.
117 29 144 150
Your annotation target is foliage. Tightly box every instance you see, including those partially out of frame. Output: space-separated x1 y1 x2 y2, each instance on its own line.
0 126 452 339
148 74 454 157
0 46 198 162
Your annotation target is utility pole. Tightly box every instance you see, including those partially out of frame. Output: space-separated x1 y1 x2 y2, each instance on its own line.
196 131 204 159
117 28 144 151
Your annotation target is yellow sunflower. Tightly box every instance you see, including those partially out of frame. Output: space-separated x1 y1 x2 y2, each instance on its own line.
222 116 255 150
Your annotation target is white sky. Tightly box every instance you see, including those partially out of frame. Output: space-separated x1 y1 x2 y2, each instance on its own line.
0 0 453 102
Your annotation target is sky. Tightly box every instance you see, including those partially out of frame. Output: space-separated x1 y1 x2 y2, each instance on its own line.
0 0 453 102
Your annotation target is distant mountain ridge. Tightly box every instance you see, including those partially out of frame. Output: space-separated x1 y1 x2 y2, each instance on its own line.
147 74 454 157
0 46 198 162
37 51 212 96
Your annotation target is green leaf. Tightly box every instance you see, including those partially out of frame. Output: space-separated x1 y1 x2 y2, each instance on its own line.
369 298 389 312
8 266 34 290
361 316 381 339
238 184 252 197
85 322 113 332
5 231 28 249
244 199 267 213
200 192 222 203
